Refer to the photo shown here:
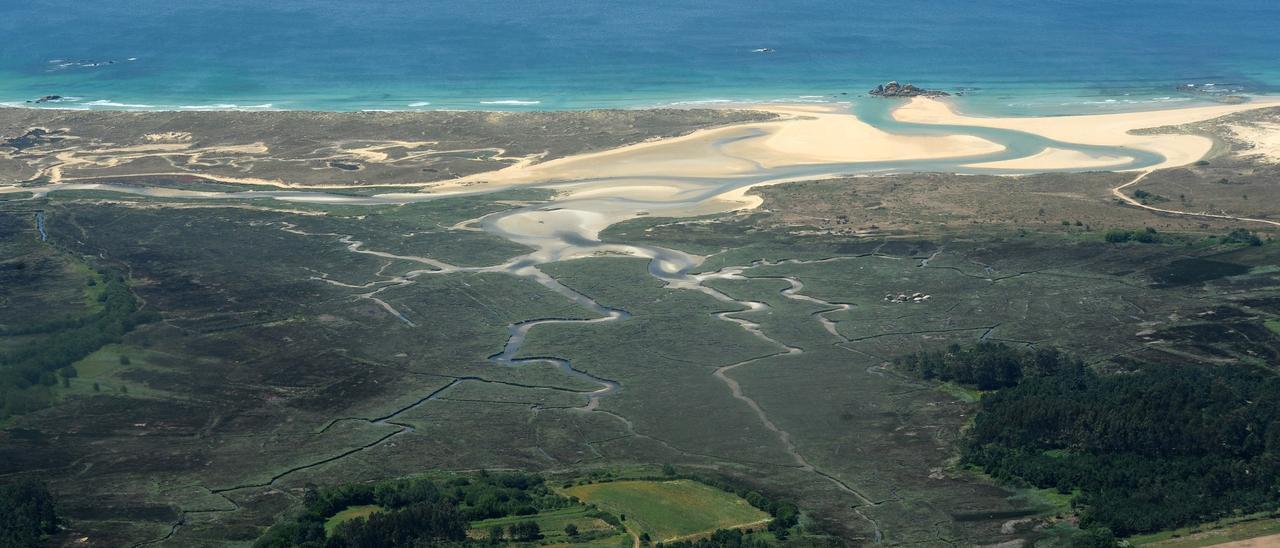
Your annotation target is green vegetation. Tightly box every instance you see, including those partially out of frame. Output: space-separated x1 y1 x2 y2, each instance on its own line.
6 184 1278 546
564 480 771 542
1131 189 1169 204
1104 227 1163 244
895 342 1074 390
899 343 1280 538
0 479 60 547
0 265 157 418
258 472 791 547
471 506 624 544
323 505 380 535
1127 510 1280 547
1221 228 1264 246
256 471 585 547
659 528 774 548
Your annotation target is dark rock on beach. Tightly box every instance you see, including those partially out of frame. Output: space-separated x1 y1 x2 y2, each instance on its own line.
31 95 63 104
869 81 949 98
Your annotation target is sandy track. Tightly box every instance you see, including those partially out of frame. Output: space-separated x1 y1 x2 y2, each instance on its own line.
1111 171 1280 227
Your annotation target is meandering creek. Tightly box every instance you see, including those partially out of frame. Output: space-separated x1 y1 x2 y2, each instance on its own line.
12 103 1184 545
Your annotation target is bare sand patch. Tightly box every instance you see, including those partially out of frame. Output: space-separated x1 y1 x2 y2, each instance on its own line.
966 147 1130 170
1227 122 1280 163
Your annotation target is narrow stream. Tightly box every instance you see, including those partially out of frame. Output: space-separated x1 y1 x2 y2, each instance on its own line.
21 103 1179 545
34 211 47 241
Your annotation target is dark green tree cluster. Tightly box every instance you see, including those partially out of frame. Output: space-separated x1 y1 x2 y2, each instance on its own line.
450 470 574 521
907 342 1280 537
966 361 1280 535
505 520 541 541
1131 190 1168 204
1104 227 1161 244
0 479 60 547
329 501 466 547
894 342 1075 390
0 270 158 417
1221 228 1264 246
255 472 570 548
657 529 770 548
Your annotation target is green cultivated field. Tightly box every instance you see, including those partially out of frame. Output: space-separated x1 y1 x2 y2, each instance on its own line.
564 480 769 542
468 506 626 545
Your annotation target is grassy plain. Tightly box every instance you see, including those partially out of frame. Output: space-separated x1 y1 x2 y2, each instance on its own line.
564 480 769 542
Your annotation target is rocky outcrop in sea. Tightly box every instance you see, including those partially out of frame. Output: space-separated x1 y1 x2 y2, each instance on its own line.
869 81 949 98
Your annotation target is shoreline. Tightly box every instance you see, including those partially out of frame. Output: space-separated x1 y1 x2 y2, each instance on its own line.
2 88 1267 116
6 94 1278 198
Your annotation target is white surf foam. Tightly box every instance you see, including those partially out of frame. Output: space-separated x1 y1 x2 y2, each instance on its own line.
479 99 541 105
176 103 275 111
84 100 157 108
667 99 736 105
408 101 432 107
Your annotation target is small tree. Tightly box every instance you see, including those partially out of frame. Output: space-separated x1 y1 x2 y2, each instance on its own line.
488 525 504 543
509 521 540 541
1104 229 1132 243
92 382 100 392
119 355 131 365
661 464 676 476
564 523 579 537
640 532 651 544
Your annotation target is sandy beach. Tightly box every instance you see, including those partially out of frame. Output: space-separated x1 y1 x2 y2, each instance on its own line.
719 104 1004 167
439 96 1280 198
435 103 1006 192
896 96 1280 170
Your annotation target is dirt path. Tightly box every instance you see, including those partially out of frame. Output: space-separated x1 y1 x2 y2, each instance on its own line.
1207 532 1280 547
1111 170 1280 227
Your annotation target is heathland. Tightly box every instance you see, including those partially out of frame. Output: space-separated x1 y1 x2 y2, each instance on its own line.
2 97 1279 547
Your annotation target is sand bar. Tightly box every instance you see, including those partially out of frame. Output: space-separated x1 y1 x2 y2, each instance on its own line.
966 147 1130 170
895 96 1280 170
436 103 1006 192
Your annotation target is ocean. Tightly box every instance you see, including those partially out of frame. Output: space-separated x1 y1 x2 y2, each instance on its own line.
2 0 1278 115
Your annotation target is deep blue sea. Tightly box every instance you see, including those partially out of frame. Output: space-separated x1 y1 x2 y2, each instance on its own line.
2 0 1278 115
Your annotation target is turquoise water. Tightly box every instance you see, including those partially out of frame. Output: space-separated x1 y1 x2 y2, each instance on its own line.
2 0 1278 114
